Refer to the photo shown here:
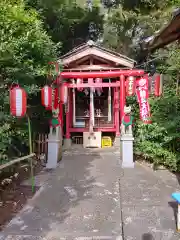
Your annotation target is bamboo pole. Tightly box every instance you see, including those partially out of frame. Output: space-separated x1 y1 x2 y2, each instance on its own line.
0 153 35 171
27 116 35 193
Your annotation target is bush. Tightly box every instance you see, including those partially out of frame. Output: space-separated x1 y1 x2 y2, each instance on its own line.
133 87 180 172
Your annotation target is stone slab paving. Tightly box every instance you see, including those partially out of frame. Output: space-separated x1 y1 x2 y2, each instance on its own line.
121 166 180 240
0 146 180 240
0 147 122 240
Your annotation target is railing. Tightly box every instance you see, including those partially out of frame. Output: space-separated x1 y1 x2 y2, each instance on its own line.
72 136 83 144
75 116 114 128
0 153 36 192
33 133 48 157
0 154 35 170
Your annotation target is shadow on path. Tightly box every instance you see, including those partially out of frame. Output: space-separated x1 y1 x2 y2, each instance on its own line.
142 233 155 240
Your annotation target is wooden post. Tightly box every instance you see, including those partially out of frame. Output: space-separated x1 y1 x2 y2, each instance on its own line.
69 88 73 128
120 75 126 124
113 87 116 127
72 80 76 127
65 89 70 139
59 101 63 135
89 78 94 133
115 87 120 137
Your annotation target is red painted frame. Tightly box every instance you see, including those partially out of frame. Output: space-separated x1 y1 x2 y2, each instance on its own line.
59 69 144 137
67 81 120 88
60 69 144 79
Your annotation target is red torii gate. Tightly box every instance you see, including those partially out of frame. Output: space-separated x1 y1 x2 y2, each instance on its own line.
57 69 145 142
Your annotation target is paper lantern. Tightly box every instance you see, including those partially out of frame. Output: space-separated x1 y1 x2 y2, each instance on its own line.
154 74 161 97
41 85 52 110
126 76 135 96
10 86 27 117
77 78 83 91
60 83 68 104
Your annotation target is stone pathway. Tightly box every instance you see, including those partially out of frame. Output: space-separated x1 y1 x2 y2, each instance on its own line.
0 147 180 240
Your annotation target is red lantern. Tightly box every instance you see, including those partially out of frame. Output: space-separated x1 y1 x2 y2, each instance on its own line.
77 78 83 91
154 74 161 97
10 86 27 117
41 85 52 110
126 76 135 96
60 83 68 104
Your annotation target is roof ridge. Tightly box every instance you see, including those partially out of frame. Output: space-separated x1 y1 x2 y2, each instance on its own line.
60 41 135 63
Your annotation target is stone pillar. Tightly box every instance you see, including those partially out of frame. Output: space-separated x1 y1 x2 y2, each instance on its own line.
46 126 62 169
121 135 134 168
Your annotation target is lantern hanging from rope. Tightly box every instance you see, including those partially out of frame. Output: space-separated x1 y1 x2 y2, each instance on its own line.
41 85 53 110
154 73 162 97
10 86 27 117
126 76 135 96
95 78 103 96
77 78 83 91
60 82 68 104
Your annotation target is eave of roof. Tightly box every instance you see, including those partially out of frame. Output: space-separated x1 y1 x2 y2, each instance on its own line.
58 40 136 68
142 8 180 53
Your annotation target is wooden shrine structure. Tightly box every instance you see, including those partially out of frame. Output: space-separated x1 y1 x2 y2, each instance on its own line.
141 8 180 55
57 40 145 148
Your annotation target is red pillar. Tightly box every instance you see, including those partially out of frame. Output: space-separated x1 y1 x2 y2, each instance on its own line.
59 102 63 135
115 87 120 136
120 75 126 124
113 87 116 126
65 88 70 139
69 89 73 128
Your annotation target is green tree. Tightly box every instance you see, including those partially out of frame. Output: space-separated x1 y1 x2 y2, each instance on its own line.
103 0 178 57
25 0 104 53
0 0 56 161
103 0 180 170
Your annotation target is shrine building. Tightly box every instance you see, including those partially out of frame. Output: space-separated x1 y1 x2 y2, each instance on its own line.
57 40 144 148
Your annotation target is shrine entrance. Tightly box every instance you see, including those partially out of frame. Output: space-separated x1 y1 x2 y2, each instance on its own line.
75 85 114 128
57 41 144 148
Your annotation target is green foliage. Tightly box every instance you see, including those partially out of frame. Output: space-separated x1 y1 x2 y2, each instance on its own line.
103 0 180 171
0 0 104 163
103 0 179 57
26 0 104 53
133 86 180 171
0 0 56 161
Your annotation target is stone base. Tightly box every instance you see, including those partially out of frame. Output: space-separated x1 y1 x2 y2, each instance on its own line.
122 161 134 168
121 135 134 168
114 136 120 147
64 138 72 149
83 132 101 148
